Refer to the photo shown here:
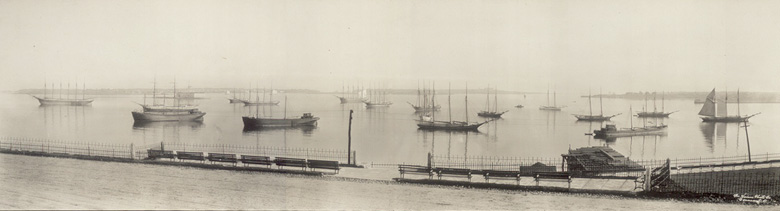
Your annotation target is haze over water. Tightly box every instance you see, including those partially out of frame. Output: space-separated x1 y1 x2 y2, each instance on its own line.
2 91 778 164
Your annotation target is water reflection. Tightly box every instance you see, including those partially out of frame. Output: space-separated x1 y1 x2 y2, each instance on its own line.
132 121 204 130
242 125 316 136
699 122 737 153
40 104 89 138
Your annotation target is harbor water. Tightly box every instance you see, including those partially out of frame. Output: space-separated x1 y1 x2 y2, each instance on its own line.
1 92 779 165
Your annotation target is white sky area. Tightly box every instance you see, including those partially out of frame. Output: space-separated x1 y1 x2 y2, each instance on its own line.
2 0 780 93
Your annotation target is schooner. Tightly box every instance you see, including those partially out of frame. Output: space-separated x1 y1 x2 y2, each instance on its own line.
416 83 491 131
698 88 759 122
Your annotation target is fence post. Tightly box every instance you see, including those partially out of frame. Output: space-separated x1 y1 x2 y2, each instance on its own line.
352 151 356 165
427 152 432 168
130 143 135 160
644 168 651 191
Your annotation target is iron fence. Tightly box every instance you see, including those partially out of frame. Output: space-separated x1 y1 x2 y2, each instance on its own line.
0 137 134 160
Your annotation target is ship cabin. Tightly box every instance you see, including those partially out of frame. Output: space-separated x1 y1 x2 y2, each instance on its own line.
301 113 314 119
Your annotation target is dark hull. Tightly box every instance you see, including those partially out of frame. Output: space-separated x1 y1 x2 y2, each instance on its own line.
637 112 672 118
477 111 506 118
701 116 751 122
416 120 485 131
539 106 562 111
242 116 319 129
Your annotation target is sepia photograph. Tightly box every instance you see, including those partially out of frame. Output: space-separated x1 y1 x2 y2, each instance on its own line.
1 0 779 210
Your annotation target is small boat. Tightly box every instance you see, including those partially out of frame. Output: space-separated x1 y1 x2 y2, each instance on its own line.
698 88 759 122
242 96 319 129
477 85 508 118
636 92 677 118
573 90 620 121
515 105 524 108
32 81 93 106
539 88 564 111
417 83 490 131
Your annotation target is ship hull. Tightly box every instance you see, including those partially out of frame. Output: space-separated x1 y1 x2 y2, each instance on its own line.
242 100 280 106
228 98 243 103
339 97 366 104
131 111 205 122
700 116 750 122
242 116 319 129
594 126 667 138
365 102 392 108
416 120 484 131
574 115 613 121
539 106 562 111
637 112 672 118
34 97 93 106
478 111 507 118
411 105 441 112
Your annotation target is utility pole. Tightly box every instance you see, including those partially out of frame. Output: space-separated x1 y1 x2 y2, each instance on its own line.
348 109 353 165
742 120 752 162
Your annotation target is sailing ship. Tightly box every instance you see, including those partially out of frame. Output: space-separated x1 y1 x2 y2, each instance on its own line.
477 85 508 118
539 88 565 111
32 81 94 106
573 90 620 121
335 84 367 104
407 82 441 112
242 87 280 106
132 79 205 122
242 96 319 129
363 85 392 107
417 83 491 131
698 88 759 122
593 106 666 138
636 92 677 118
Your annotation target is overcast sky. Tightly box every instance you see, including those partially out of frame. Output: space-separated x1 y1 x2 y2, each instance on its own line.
2 0 780 93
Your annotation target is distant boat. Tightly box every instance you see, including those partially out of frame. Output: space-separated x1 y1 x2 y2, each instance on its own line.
228 88 243 103
514 105 524 108
636 92 677 118
573 90 620 121
408 82 441 112
32 81 93 106
242 96 319 129
336 85 367 104
242 87 280 106
698 88 759 122
593 106 665 138
417 83 491 131
477 85 508 118
539 88 565 111
364 86 392 108
132 78 205 122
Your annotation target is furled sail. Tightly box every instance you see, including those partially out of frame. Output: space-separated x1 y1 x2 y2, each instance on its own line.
698 89 717 116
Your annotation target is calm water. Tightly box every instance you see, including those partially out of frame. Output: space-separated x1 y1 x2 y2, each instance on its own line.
1 92 779 164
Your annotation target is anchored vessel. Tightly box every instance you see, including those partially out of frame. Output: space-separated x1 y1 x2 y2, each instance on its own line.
477 85 508 118
698 88 759 122
228 88 244 103
132 78 205 122
636 92 677 118
539 88 564 111
593 106 665 138
573 90 620 121
336 84 367 104
417 83 490 131
408 82 441 112
242 86 280 106
242 96 319 129
363 86 392 108
32 81 94 106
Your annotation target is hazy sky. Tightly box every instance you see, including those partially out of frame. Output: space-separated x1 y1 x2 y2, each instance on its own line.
2 0 780 93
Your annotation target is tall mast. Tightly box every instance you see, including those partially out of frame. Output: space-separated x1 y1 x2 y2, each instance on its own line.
644 93 648 112
448 83 452 123
553 91 557 107
588 89 592 116
465 83 469 123
737 88 741 116
485 85 490 112
432 82 435 121
546 87 550 106
494 86 498 112
599 88 603 115
662 92 665 113
653 92 657 112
